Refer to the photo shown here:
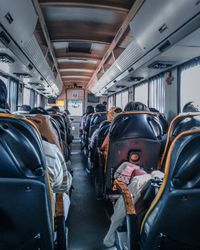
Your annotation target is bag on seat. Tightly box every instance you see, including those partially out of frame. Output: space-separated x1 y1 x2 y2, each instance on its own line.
0 114 54 250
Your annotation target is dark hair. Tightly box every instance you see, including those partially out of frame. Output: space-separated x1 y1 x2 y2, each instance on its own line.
124 101 150 112
18 105 31 112
30 107 48 115
95 103 106 112
51 106 60 112
103 101 107 106
0 79 7 109
149 107 160 113
86 105 95 114
182 102 200 112
64 109 70 115
115 107 123 113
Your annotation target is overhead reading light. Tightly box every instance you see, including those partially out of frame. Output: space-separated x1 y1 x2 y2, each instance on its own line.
0 53 14 63
148 61 174 69
13 73 32 78
128 76 144 82
116 85 126 89
37 88 46 91
108 90 115 93
29 82 40 86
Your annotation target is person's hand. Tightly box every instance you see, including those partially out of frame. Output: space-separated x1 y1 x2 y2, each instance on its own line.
28 114 61 149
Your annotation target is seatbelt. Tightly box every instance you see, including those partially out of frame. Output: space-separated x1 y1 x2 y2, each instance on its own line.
113 179 136 215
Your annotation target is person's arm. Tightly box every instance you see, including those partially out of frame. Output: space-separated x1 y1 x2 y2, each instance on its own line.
55 146 72 193
28 114 61 150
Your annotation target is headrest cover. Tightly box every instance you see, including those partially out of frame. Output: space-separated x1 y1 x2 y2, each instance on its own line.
171 131 200 189
110 112 162 141
172 115 200 138
91 112 107 126
0 116 46 179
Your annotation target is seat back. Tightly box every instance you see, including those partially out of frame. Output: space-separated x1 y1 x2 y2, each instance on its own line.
141 129 200 250
97 120 111 147
105 112 162 190
88 112 107 138
0 114 54 250
161 113 200 167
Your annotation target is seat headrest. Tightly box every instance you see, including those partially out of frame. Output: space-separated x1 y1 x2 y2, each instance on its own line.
110 112 162 141
0 115 45 179
91 112 107 126
172 115 200 139
171 129 200 189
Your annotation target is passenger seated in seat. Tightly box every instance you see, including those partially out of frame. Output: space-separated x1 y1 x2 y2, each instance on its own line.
80 105 94 138
28 114 72 220
103 162 164 247
101 102 149 160
182 101 200 112
124 101 150 112
100 107 122 159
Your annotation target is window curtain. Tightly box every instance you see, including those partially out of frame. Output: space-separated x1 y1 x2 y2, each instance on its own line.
179 57 200 110
135 82 148 106
149 75 165 113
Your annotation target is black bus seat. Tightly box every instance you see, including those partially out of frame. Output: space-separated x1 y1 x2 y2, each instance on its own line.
88 112 107 139
0 114 54 250
97 120 111 148
105 112 162 193
93 120 111 198
140 128 200 250
51 114 70 162
161 112 200 168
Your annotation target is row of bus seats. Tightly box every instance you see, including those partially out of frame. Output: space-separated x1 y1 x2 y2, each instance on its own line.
80 102 200 250
0 81 73 250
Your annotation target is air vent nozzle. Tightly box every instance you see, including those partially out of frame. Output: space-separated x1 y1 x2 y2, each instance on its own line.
128 76 144 82
148 61 174 69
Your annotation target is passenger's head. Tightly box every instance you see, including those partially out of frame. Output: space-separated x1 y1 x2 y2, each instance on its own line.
107 106 122 122
18 105 31 113
182 102 200 112
0 79 7 109
86 105 95 114
149 107 160 113
30 107 48 115
124 101 150 112
64 109 70 115
95 103 106 112
102 101 107 109
51 106 60 112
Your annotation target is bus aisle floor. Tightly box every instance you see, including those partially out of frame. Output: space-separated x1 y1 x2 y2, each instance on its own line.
68 141 115 250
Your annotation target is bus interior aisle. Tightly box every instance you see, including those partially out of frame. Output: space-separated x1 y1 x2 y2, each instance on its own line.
68 140 111 250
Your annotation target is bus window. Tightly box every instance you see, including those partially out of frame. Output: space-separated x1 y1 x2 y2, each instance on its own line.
23 87 31 106
116 90 128 109
9 79 18 112
135 82 148 105
67 100 83 116
108 95 114 109
149 75 165 113
180 60 200 110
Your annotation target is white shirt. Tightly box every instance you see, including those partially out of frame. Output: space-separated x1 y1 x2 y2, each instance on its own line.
42 140 72 193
